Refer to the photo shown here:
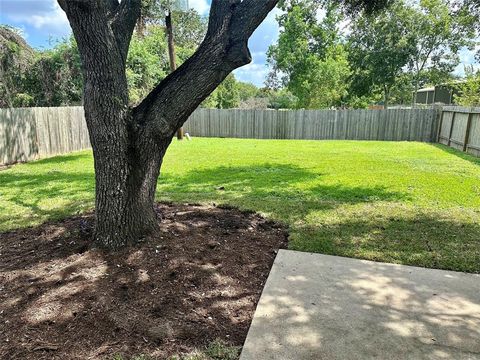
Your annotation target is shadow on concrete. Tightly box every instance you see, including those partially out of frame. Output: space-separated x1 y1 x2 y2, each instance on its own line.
241 250 480 360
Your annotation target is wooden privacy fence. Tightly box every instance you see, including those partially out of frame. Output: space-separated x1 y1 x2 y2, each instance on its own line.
437 106 480 157
1 106 442 166
0 107 89 165
183 108 440 142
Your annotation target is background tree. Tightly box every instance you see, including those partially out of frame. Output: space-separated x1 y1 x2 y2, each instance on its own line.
461 0 479 61
455 66 480 106
268 1 351 109
406 0 476 104
237 81 260 102
347 1 415 108
127 26 169 104
0 26 35 107
202 74 241 109
267 88 298 109
0 8 207 108
27 37 83 107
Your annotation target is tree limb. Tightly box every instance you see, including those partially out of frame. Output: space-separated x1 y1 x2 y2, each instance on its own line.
133 0 279 139
59 0 140 65
112 0 142 62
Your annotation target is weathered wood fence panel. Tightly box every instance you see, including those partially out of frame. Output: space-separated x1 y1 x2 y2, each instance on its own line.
0 108 38 165
0 106 90 166
183 108 440 143
437 106 480 157
1 106 445 166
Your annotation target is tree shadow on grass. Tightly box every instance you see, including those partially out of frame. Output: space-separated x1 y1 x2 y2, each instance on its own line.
290 213 480 273
0 164 95 231
158 163 409 223
25 151 93 167
0 152 93 171
432 143 480 167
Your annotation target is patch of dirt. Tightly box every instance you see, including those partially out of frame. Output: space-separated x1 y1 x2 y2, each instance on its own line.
0 203 288 359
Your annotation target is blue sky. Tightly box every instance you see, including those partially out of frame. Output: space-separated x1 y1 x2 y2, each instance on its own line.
0 0 280 86
0 0 477 87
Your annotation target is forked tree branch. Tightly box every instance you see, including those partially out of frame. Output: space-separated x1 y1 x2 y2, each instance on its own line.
133 0 279 139
58 0 141 65
112 0 142 61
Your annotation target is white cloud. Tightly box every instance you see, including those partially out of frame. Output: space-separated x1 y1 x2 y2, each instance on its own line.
5 0 70 37
454 45 480 77
234 63 269 87
233 5 282 86
189 0 210 16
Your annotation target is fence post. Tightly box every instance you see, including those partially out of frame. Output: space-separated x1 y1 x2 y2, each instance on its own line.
447 111 456 146
435 106 443 143
463 110 473 152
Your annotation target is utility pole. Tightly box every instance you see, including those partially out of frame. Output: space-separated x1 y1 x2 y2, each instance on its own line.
165 10 184 140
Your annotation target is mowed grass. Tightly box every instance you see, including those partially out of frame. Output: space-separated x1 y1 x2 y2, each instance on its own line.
1 139 479 272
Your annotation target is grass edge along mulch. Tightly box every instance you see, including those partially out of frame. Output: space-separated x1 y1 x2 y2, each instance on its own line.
1 139 480 273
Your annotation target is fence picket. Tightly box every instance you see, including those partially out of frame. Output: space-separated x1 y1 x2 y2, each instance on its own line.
4 106 476 166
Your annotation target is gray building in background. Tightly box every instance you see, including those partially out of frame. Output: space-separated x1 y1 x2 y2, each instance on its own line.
415 84 458 105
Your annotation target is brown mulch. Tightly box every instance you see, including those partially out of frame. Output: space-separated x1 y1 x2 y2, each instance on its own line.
0 203 288 359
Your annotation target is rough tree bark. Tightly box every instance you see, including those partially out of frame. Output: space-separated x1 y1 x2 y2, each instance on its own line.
57 0 278 249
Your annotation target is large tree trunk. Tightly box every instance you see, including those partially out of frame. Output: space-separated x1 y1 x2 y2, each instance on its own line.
59 0 279 249
84 84 172 247
91 131 170 248
81 62 172 247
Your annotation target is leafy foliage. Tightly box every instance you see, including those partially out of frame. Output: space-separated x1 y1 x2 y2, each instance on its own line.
347 1 415 107
127 26 169 104
0 26 35 107
454 66 480 106
407 0 476 94
203 74 241 109
0 9 208 108
28 37 83 106
268 1 351 109
270 0 476 108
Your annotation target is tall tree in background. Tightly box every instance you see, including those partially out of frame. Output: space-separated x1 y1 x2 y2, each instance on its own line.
455 66 480 106
28 37 83 107
407 0 476 104
347 1 414 108
268 1 351 109
203 74 241 109
462 0 479 61
0 26 34 107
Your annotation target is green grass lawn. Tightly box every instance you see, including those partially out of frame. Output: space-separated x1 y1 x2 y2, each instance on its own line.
1 138 480 272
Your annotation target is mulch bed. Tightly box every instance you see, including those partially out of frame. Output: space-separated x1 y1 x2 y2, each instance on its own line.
0 203 288 359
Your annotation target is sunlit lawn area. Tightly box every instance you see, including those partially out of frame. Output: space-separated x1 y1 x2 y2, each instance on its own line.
1 138 479 272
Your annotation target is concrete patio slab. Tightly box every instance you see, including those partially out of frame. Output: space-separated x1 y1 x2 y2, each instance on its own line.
241 250 480 360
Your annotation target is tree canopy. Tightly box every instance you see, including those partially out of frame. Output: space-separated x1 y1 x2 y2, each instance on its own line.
268 1 351 109
268 0 477 108
0 26 35 107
